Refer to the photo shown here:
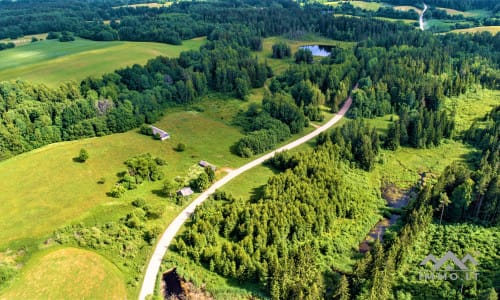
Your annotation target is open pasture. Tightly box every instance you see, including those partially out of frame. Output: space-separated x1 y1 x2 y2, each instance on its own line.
0 37 205 86
0 247 126 300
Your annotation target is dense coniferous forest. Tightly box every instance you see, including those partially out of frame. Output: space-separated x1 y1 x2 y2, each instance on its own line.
172 142 382 299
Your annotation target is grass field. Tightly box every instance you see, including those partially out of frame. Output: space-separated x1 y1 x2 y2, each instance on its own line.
444 89 500 133
113 2 172 8
436 7 473 17
393 5 422 14
0 37 205 87
0 33 48 47
0 247 126 300
325 1 387 11
0 96 249 249
450 26 500 34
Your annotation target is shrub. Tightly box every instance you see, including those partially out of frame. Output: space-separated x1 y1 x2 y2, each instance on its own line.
176 143 186 152
78 148 89 162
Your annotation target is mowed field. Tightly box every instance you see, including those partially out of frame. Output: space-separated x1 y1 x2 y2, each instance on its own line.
325 1 387 11
0 247 126 300
451 26 500 34
0 37 205 86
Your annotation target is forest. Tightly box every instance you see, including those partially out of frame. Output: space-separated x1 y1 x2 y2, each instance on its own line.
0 0 499 299
1 0 499 161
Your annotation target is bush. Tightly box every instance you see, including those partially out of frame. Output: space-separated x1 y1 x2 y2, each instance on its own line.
47 32 61 39
78 148 89 162
155 157 167 166
140 124 153 136
59 31 75 42
108 184 126 198
176 143 186 152
132 198 146 208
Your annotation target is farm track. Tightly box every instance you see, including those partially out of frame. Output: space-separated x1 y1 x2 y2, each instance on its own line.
138 89 354 300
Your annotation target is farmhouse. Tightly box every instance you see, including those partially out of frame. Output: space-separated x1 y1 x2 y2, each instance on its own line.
177 187 194 197
199 160 216 171
151 126 170 141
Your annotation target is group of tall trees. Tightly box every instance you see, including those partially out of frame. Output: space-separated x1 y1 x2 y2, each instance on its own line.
173 141 381 299
0 39 270 160
384 108 455 150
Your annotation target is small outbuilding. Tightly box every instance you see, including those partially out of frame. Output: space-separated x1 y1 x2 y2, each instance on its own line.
177 187 194 197
199 160 216 171
151 125 170 141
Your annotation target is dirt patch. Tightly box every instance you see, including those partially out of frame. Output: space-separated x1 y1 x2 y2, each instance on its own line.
162 268 213 300
219 167 234 173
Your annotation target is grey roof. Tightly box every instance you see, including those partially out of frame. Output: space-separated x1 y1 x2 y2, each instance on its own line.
151 126 170 140
177 187 194 196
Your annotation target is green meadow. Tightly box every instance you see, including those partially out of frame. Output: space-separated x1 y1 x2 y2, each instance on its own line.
0 96 250 249
0 247 127 300
325 1 387 11
0 94 255 298
451 26 500 34
0 37 205 87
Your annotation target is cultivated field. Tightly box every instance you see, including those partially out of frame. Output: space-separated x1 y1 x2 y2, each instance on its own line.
325 1 387 11
0 33 48 46
113 2 173 8
393 5 422 14
0 248 127 300
451 26 500 34
0 37 205 86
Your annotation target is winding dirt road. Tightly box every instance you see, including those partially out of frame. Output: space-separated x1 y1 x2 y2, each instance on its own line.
138 92 353 300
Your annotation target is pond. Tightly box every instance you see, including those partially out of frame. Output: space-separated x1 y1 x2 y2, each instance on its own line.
298 45 335 57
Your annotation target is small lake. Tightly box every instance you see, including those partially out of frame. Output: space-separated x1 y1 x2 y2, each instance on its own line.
299 45 335 57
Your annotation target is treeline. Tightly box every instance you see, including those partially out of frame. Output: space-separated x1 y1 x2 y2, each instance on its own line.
317 119 379 171
384 108 455 150
0 41 270 160
440 105 500 224
173 141 381 299
383 0 499 11
0 42 15 51
349 193 434 299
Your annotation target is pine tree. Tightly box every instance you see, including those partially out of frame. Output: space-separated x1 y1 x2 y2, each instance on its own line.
333 275 350 300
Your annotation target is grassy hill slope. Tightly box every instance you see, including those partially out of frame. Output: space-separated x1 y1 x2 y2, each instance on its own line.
0 37 205 86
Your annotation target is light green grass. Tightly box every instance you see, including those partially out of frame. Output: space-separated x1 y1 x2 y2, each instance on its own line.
372 140 475 188
436 7 473 17
0 98 247 249
113 2 172 8
325 1 387 11
393 5 422 14
0 247 126 300
374 16 417 25
444 89 500 133
0 37 205 87
450 26 500 34
0 33 48 47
